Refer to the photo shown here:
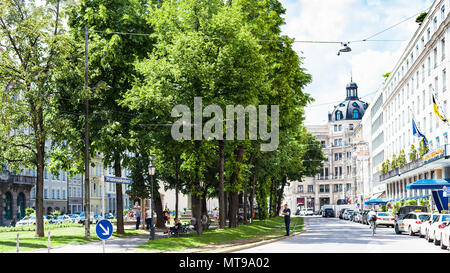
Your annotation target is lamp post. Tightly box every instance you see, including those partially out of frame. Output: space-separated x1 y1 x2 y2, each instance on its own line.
148 156 156 240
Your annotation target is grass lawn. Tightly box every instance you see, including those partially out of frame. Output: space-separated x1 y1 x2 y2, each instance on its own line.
137 216 303 252
0 225 149 253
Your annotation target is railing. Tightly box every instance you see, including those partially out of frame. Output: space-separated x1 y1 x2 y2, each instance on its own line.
0 172 36 185
379 158 423 181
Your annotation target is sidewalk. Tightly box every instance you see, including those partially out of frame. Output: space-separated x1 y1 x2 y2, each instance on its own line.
26 229 168 253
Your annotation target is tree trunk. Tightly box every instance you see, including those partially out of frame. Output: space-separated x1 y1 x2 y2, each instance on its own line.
223 191 228 227
243 189 248 224
192 194 203 235
34 132 45 237
154 192 165 228
114 155 124 234
250 172 256 224
201 190 209 231
228 145 245 228
218 140 225 229
175 158 179 219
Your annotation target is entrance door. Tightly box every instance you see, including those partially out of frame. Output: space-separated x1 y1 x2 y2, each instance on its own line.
4 192 12 220
17 193 25 219
320 197 330 207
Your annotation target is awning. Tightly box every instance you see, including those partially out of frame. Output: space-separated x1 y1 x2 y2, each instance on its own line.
406 179 450 190
371 191 384 199
364 198 389 205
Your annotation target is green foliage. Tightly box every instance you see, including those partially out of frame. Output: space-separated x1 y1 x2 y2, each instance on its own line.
416 12 427 24
382 72 391 80
409 144 418 162
25 208 35 217
397 150 406 167
391 154 398 170
419 140 429 157
52 210 61 217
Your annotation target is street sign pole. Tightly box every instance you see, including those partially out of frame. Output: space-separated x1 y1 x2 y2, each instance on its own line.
102 176 105 219
96 219 113 253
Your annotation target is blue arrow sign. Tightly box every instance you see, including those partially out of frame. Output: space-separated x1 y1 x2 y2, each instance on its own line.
96 219 113 240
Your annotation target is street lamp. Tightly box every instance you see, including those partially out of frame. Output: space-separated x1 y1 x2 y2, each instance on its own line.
337 42 351 56
148 156 156 240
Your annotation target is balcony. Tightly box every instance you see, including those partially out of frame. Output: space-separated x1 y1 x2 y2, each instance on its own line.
379 158 424 181
0 171 36 186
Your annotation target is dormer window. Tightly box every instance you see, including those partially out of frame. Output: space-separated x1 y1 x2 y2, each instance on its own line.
353 109 359 119
336 111 342 121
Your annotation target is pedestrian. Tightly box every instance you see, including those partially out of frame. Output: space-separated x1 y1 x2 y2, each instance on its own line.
145 207 151 230
135 207 141 230
212 208 218 222
281 204 291 236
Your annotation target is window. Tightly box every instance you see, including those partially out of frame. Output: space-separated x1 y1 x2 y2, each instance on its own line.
52 189 55 199
434 17 437 31
442 5 446 20
44 189 48 199
444 69 447 91
334 125 337 132
349 124 354 130
307 185 314 193
353 109 359 119
334 184 339 192
346 183 351 192
297 185 303 193
336 111 342 120
427 28 431 41
434 47 438 69
338 124 342 131
428 56 431 76
442 38 446 60
320 185 325 193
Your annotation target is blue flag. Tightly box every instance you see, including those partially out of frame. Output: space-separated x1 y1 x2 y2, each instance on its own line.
412 118 428 146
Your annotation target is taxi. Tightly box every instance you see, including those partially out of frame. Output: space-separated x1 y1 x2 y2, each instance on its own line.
426 212 450 245
375 212 395 227
419 213 440 238
395 211 430 235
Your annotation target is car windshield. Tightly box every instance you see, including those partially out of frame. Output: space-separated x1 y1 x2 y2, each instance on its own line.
441 215 450 222
57 216 64 219
30 216 36 220
21 216 30 220
419 215 429 221
377 213 389 216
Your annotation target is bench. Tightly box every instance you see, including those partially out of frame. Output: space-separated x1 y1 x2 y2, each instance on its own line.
169 223 191 237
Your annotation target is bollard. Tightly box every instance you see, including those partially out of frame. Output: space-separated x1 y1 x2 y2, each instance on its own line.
48 231 51 253
16 232 19 253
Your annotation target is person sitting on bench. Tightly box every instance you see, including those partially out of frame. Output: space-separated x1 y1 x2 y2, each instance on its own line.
168 218 183 237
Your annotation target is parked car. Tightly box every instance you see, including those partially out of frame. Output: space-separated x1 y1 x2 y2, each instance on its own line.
339 209 347 219
373 212 395 228
70 214 81 223
394 212 429 235
305 208 314 216
420 213 440 238
348 211 356 221
426 213 450 245
438 220 450 249
105 213 114 219
323 208 334 217
94 215 102 223
352 211 362 222
16 216 36 226
361 210 369 225
295 209 301 216
55 215 72 224
43 215 55 224
395 206 428 221
79 212 95 224
343 210 353 220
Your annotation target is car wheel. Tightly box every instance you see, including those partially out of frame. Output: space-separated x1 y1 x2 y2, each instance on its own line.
441 237 447 249
426 231 432 242
408 226 415 236
419 229 423 238
395 224 401 234
434 232 440 245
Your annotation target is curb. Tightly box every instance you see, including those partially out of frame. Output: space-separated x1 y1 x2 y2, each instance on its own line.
218 219 308 253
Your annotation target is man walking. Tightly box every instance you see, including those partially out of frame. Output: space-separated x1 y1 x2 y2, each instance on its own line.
135 207 141 230
145 207 151 230
281 204 291 236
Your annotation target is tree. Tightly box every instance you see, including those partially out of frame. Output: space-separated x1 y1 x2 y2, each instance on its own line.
55 0 155 234
0 0 67 237
419 140 429 157
397 149 406 167
391 154 398 170
409 144 418 162
416 12 427 24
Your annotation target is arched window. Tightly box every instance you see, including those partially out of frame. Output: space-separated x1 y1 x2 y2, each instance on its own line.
336 111 342 120
4 192 12 220
353 109 359 119
352 102 359 107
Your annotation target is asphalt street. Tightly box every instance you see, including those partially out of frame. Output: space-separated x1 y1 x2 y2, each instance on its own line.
236 216 449 253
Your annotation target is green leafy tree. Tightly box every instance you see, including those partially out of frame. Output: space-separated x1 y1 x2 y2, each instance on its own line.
0 0 68 237
391 154 398 170
409 144 418 162
419 140 429 157
397 150 406 167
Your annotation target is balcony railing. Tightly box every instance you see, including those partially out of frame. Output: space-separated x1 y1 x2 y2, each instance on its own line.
0 172 36 186
379 158 424 181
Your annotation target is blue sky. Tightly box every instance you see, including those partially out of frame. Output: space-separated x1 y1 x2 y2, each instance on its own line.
279 0 433 124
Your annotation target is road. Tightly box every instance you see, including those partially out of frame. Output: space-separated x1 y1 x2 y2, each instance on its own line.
236 216 449 253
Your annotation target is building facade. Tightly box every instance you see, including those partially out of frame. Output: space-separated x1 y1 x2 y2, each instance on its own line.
284 81 368 211
371 0 450 203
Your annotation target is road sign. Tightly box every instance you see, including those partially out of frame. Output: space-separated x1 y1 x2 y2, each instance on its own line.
96 219 113 240
104 175 132 184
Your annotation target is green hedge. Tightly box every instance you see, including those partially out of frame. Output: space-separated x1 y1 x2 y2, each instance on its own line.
0 222 80 233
